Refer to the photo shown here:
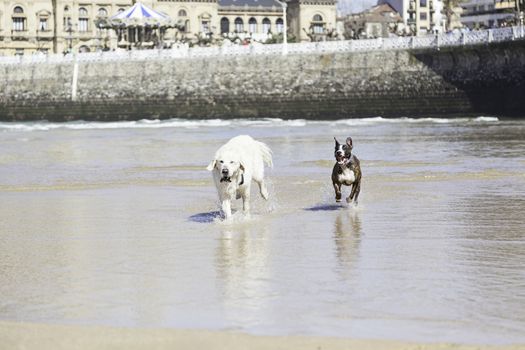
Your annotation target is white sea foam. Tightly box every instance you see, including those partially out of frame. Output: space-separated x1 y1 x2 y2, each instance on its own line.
330 116 500 126
0 116 499 132
474 116 499 122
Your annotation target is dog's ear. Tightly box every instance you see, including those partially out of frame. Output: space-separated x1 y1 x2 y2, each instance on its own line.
239 161 245 172
334 137 340 147
206 160 216 171
346 137 353 150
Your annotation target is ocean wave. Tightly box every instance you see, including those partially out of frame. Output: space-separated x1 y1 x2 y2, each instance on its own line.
0 116 499 132
330 116 500 125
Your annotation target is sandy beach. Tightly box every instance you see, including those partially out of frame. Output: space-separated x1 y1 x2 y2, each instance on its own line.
1 321 524 350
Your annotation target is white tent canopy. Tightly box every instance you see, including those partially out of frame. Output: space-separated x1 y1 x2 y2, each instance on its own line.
109 2 175 28
94 2 186 49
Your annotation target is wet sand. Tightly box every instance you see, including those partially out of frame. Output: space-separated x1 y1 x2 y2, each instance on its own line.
1 321 524 350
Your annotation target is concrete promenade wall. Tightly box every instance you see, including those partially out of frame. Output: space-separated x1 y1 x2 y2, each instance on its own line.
1 40 525 121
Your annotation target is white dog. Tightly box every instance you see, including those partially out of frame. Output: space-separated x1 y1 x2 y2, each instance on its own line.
207 135 273 219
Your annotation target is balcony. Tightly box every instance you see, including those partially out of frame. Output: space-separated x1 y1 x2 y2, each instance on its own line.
78 30 94 39
11 30 29 41
36 30 54 41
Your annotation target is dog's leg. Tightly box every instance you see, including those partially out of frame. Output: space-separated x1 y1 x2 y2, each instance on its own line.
346 189 353 204
242 192 251 216
353 180 361 205
348 180 361 205
333 182 342 202
222 199 232 219
256 179 269 200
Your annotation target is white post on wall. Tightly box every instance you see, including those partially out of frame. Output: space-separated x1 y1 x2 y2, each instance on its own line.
519 11 523 38
276 0 288 55
71 54 79 101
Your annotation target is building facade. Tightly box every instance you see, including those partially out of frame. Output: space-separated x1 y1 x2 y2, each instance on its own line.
287 0 337 41
343 3 403 39
379 0 445 35
460 0 518 28
0 0 337 56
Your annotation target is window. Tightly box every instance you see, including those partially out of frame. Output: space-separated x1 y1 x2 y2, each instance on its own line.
15 48 24 56
12 6 26 31
98 8 108 17
201 20 210 33
39 18 48 31
221 17 230 33
312 14 324 34
79 7 88 32
248 18 257 33
64 17 72 31
178 9 187 17
79 18 89 31
276 18 283 33
262 18 271 33
420 0 427 6
420 12 427 20
313 23 324 34
234 17 243 32
199 13 211 33
12 17 25 31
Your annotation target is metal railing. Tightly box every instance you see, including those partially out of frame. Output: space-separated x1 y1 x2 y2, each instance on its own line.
1 26 523 66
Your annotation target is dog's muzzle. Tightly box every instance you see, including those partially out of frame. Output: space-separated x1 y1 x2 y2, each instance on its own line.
335 151 346 165
220 169 230 182
220 173 244 185
221 169 232 182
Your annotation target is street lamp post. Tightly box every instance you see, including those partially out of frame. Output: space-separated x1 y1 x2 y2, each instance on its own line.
275 0 288 55
515 0 524 37
66 19 73 53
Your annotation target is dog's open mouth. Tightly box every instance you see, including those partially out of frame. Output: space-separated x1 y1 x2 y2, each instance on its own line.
336 154 346 165
220 176 231 183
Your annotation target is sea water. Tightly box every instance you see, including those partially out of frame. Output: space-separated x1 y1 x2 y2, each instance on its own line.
0 117 524 344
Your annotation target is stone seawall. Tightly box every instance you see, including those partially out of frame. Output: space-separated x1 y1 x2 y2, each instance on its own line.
1 40 524 121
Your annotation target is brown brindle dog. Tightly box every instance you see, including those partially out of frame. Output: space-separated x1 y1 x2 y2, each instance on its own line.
332 137 362 204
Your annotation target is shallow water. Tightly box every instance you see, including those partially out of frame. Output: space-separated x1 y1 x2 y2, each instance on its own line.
0 117 524 344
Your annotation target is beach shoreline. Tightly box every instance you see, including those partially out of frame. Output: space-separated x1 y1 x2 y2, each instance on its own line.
1 321 524 350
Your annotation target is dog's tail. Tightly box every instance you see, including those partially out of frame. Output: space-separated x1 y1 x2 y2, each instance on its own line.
256 141 273 168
